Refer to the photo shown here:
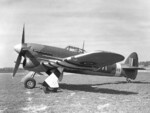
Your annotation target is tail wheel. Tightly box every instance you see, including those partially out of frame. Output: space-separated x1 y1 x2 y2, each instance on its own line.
24 78 36 89
126 78 132 83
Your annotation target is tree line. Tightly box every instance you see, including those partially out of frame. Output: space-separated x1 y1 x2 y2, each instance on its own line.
139 61 150 67
0 67 25 73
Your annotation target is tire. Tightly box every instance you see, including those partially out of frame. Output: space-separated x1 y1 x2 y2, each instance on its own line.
24 78 36 89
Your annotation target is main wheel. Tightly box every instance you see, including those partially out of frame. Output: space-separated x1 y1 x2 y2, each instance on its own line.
24 78 36 89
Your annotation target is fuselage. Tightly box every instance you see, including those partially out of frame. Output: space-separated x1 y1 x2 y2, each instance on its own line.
26 43 80 59
20 43 125 78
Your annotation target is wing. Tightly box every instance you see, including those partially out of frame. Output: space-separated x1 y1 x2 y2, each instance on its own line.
66 51 124 67
43 51 124 70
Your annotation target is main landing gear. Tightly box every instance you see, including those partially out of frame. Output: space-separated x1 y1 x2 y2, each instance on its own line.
24 77 36 89
42 68 63 93
21 72 36 89
22 68 63 93
42 69 63 93
42 81 58 93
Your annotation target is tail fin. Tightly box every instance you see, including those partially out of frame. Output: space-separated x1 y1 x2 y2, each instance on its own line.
125 52 138 67
123 52 139 80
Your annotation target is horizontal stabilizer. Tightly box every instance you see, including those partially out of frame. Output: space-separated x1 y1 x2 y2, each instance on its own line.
122 66 145 70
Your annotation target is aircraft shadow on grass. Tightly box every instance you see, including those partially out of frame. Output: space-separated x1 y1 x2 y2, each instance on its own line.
129 81 150 84
97 81 150 85
37 80 150 95
59 83 138 95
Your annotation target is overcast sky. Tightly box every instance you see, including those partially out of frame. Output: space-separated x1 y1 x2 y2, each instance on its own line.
0 0 150 67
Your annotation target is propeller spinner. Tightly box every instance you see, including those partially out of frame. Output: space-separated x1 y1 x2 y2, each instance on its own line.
12 25 25 77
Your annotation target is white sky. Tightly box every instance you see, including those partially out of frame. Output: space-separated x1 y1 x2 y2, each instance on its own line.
0 0 150 67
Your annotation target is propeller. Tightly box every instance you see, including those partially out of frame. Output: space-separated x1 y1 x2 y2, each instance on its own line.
22 25 25 44
12 25 25 77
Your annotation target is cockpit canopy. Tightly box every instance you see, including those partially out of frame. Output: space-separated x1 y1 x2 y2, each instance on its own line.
65 46 86 54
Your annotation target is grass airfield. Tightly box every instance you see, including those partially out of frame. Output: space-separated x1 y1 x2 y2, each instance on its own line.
0 72 150 113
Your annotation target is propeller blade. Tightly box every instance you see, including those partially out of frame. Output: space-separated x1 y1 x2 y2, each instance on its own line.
22 25 25 44
12 54 22 77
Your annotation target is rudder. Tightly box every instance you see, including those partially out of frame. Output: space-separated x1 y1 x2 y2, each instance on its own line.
124 52 138 80
125 52 138 67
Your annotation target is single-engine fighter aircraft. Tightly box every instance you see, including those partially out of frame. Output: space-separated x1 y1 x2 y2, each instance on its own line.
13 26 144 92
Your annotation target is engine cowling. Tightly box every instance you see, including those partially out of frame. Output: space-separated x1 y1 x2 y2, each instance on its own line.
23 57 38 68
23 57 48 72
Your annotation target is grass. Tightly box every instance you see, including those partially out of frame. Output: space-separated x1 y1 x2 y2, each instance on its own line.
0 72 150 113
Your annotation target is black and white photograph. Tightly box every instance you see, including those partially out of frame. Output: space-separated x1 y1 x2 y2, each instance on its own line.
0 0 150 113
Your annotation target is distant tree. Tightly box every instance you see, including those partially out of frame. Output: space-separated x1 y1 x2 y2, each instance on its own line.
0 67 25 73
139 61 150 67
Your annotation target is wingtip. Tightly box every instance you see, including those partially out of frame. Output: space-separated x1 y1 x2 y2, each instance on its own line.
120 54 125 61
117 54 125 62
